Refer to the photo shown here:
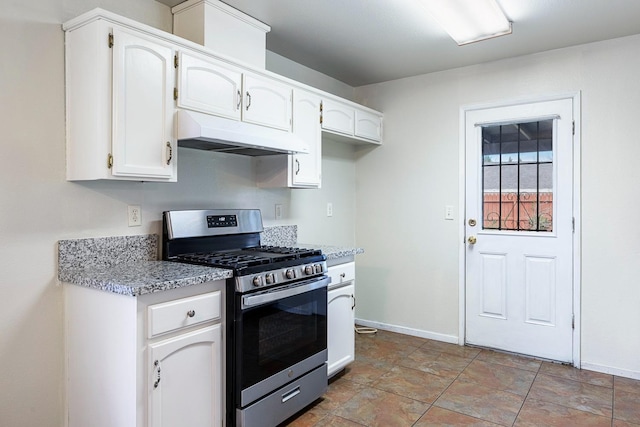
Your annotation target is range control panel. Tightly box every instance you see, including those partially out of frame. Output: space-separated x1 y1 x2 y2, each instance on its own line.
207 215 238 228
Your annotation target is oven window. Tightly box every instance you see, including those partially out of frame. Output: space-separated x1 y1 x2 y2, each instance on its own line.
238 286 327 391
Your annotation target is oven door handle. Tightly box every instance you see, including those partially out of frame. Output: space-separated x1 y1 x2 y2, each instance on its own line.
242 276 330 309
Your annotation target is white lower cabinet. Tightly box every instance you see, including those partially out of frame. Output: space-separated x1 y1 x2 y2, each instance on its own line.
148 325 222 427
327 262 356 377
64 281 224 427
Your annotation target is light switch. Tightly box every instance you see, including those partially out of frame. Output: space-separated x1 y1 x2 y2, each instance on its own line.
445 205 454 220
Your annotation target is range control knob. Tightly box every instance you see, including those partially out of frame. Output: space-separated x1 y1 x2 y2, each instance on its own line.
265 273 275 285
314 264 323 274
304 265 314 275
252 276 263 287
285 269 295 280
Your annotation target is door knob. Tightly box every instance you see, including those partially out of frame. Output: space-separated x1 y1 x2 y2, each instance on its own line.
468 236 477 245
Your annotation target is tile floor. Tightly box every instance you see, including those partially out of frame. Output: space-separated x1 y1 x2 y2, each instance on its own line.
281 328 640 427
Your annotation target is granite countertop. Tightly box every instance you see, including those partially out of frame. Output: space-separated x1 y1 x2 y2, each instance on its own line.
58 229 363 297
59 261 232 297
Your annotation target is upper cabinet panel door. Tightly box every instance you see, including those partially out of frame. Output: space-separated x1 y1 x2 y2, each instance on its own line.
242 73 292 131
177 51 242 120
322 100 354 136
355 109 382 143
292 89 322 187
111 28 175 179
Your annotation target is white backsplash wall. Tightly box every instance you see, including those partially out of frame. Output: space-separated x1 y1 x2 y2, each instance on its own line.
0 1 357 426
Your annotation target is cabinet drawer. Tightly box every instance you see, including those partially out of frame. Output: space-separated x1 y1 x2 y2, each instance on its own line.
148 291 221 338
328 262 355 289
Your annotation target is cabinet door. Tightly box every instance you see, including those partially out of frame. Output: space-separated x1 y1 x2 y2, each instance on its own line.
112 28 175 180
242 73 292 131
322 99 354 136
292 89 322 187
327 283 355 377
148 324 222 427
355 109 383 142
177 51 242 120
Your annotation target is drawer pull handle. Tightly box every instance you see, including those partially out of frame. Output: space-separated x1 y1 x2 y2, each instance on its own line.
282 386 301 403
340 273 346 279
186 310 196 318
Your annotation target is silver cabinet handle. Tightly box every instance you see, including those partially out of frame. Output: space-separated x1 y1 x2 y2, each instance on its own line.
351 294 356 310
166 141 173 165
237 89 241 110
295 159 300 175
246 91 251 110
186 310 195 318
153 360 161 389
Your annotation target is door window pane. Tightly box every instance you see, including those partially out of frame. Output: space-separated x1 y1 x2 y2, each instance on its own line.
481 120 554 232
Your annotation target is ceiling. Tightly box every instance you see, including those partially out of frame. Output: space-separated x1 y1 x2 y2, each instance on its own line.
156 0 640 87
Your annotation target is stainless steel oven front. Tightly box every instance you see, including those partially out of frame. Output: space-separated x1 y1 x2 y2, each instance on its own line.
231 275 329 427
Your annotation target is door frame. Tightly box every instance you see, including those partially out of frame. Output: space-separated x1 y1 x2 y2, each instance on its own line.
457 92 582 367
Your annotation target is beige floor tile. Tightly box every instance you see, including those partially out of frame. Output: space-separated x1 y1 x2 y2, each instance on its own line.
539 362 613 387
415 406 503 426
314 415 366 426
371 365 453 403
342 359 392 385
399 347 472 379
614 419 640 427
475 349 542 372
514 398 611 427
528 374 613 417
334 388 430 427
458 359 537 396
420 340 482 359
615 389 640 424
366 329 428 348
434 378 525 426
616 376 640 395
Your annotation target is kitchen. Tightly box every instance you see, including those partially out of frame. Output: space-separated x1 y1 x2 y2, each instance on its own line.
2 0 640 426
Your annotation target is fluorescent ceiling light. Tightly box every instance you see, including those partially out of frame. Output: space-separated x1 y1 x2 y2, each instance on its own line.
420 0 512 45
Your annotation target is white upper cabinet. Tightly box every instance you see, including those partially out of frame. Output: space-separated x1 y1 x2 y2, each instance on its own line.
242 73 292 131
322 99 382 144
64 19 177 181
111 28 176 180
177 51 242 120
322 99 354 136
256 88 322 188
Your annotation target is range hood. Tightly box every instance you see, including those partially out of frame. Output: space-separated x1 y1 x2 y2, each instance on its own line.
176 110 309 156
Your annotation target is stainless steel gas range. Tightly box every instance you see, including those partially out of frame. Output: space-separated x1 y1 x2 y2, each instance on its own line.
162 209 328 427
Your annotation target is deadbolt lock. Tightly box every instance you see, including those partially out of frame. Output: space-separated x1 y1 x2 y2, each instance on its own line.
468 219 477 227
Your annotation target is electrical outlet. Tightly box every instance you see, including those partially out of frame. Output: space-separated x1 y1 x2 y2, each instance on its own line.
128 205 142 227
275 204 283 220
327 202 333 217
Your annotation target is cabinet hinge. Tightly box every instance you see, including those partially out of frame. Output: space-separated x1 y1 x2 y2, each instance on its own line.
174 54 179 69
173 87 178 101
319 101 323 124
108 33 114 48
572 314 575 329
572 120 575 135
107 154 113 169
572 217 575 233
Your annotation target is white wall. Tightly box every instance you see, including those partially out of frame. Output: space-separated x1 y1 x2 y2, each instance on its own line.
0 1 357 426
354 36 640 378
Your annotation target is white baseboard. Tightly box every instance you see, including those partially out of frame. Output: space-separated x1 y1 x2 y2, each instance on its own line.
355 318 459 344
581 361 640 380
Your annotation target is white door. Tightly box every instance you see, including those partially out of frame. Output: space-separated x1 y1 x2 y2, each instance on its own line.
464 98 575 362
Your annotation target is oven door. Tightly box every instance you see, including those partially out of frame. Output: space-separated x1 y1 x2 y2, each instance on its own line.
235 276 329 407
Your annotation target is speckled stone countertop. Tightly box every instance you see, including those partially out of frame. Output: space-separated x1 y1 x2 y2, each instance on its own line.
298 244 364 260
59 261 232 297
58 235 231 297
58 230 361 297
